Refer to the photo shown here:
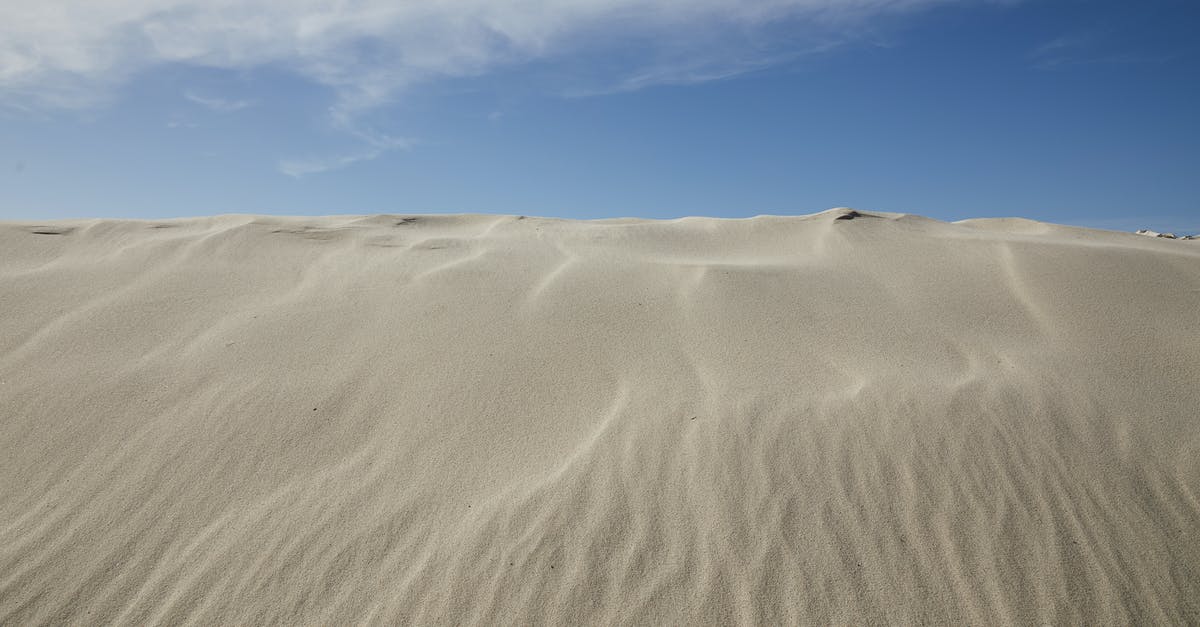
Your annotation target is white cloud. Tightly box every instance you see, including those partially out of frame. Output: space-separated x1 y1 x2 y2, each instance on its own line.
1028 32 1100 69
2 1 1000 174
0 0 987 113
184 89 255 112
278 135 413 178
1030 30 1175 71
278 151 377 178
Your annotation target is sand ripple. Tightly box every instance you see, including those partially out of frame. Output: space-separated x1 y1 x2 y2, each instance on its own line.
2 211 1199 624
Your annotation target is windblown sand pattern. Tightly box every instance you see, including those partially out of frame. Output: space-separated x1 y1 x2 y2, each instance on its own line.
2 209 1198 623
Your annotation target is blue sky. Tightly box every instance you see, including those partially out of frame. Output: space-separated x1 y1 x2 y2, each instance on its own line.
1 0 1197 233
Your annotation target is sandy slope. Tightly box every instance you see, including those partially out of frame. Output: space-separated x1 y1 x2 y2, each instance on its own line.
1 209 1198 624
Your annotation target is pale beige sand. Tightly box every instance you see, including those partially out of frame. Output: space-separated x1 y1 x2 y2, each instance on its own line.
2 209 1199 624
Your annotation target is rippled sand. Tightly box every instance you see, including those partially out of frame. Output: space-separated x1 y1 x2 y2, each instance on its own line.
2 209 1198 624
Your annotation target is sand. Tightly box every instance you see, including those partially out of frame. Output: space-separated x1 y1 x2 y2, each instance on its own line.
2 208 1198 624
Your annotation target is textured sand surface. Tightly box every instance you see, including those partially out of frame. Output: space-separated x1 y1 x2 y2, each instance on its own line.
2 209 1199 624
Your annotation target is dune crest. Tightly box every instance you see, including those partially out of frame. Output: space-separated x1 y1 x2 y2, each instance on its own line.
2 210 1199 624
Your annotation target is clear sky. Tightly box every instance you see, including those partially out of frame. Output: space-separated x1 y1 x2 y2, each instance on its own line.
1 0 1197 233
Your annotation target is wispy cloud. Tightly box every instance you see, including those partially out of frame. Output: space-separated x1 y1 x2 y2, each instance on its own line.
1029 32 1113 70
278 150 380 178
1 0 995 174
1030 31 1175 70
563 41 839 98
278 134 413 178
0 0 984 114
184 89 255 112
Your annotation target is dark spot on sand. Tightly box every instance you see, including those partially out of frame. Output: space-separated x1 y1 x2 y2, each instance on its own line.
395 217 419 226
29 227 71 235
834 210 861 221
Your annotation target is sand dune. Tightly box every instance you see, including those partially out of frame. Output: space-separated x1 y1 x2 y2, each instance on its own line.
2 208 1198 624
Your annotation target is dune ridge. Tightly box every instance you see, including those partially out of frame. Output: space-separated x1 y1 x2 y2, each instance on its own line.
2 209 1199 624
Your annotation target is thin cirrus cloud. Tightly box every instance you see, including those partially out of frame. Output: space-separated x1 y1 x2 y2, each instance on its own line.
277 149 388 178
1029 30 1177 70
276 145 410 178
0 0 989 111
0 0 991 175
278 132 414 177
184 90 256 112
